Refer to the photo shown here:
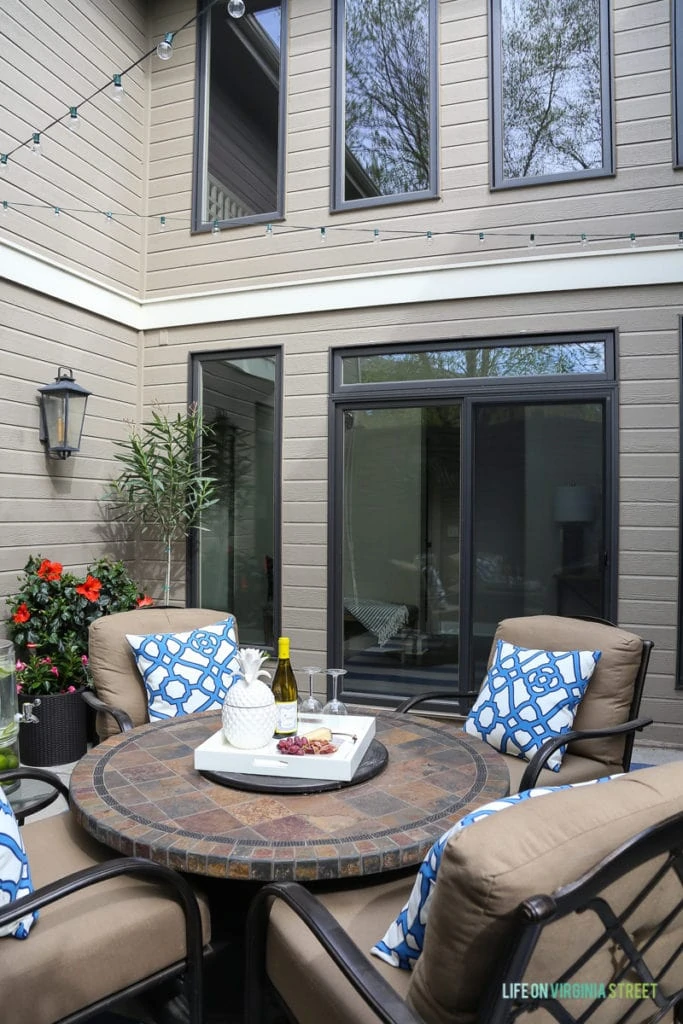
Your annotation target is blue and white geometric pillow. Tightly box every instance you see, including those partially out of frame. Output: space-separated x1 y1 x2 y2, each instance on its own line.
371 775 618 970
127 617 240 721
463 640 601 771
0 785 37 939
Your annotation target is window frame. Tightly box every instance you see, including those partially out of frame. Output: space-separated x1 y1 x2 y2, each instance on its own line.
489 0 615 189
674 0 683 168
192 0 288 233
332 0 439 211
188 348 283 651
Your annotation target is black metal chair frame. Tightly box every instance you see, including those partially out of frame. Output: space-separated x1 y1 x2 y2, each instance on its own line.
245 811 683 1024
0 766 205 1024
396 617 654 790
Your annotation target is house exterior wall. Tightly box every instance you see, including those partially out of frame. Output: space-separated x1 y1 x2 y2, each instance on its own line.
143 281 681 743
0 280 140 624
145 0 680 295
0 0 147 294
0 0 681 741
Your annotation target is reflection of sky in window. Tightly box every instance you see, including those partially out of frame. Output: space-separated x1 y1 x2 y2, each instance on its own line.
255 7 281 47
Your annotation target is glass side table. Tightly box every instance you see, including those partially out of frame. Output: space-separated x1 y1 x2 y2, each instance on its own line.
5 773 66 825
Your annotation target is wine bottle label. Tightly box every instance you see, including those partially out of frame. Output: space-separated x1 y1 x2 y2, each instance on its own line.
274 701 298 735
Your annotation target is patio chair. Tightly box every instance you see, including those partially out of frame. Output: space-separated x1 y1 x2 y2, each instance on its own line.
0 766 210 1024
84 606 231 740
245 762 683 1024
397 615 654 792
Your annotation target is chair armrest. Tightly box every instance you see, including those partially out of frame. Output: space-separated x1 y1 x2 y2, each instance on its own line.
82 689 134 733
0 766 70 817
517 716 654 792
0 856 205 1021
396 691 479 714
246 881 422 1024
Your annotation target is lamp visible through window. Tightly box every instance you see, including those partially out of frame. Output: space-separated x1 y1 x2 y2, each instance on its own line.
38 367 91 459
554 484 594 571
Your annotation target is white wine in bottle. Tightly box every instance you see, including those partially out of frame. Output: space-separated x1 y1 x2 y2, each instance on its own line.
272 636 299 736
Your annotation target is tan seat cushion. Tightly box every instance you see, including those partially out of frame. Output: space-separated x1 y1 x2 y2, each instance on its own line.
89 607 230 739
504 750 614 792
492 616 644 769
4 811 211 1024
267 874 415 1024
408 762 683 1024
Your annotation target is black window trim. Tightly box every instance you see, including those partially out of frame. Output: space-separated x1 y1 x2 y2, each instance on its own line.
191 0 288 233
331 0 440 212
188 347 283 652
489 0 615 190
674 0 683 169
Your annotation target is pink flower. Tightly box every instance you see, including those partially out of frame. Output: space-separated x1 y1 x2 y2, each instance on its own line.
81 654 88 666
16 683 23 694
15 660 26 671
40 657 52 665
50 666 59 676
66 685 77 693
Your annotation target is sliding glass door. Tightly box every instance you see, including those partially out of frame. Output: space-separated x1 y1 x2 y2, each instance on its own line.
342 404 461 698
332 335 615 703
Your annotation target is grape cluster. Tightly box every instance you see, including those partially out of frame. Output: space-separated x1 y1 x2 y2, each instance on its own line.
276 736 309 755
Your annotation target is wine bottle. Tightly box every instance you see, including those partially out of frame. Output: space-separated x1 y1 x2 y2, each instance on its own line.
272 636 299 736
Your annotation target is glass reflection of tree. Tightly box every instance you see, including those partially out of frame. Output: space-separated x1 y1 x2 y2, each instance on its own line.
345 0 430 196
502 0 602 178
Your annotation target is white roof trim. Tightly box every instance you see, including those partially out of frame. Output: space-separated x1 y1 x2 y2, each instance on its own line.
1 236 682 331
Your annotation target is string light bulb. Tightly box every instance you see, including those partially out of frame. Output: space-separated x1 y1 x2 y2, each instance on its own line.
2 201 8 215
156 32 175 60
265 222 273 237
580 232 587 247
426 230 433 243
32 133 41 155
0 155 7 173
373 228 380 242
211 218 220 234
54 207 60 217
159 215 167 231
105 211 113 227
629 232 637 248
528 232 536 248
111 74 124 102
678 232 683 248
227 0 246 17
320 227 327 243
67 107 80 132
478 232 485 245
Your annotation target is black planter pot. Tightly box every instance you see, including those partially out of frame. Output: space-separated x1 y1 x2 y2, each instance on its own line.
19 689 88 766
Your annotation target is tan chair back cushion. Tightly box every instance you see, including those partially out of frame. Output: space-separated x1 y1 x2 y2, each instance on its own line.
89 607 231 739
408 762 683 1024
490 615 643 768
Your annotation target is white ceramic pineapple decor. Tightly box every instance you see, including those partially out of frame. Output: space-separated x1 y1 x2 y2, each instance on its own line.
222 647 277 748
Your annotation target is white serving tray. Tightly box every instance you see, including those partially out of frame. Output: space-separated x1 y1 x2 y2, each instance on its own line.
193 713 376 782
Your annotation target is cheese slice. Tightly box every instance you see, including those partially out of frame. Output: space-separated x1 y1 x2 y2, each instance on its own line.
303 726 333 742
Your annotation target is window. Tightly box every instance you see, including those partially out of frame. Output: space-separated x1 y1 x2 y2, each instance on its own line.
193 0 286 230
192 352 281 648
330 334 617 705
490 0 613 188
333 0 438 209
675 0 682 168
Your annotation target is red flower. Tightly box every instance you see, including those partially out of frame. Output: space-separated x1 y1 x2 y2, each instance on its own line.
37 559 63 582
136 595 154 608
12 602 30 624
76 575 102 602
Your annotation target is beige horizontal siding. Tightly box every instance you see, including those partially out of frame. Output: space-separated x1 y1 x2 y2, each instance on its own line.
139 0 683 295
0 281 141 631
0 0 147 293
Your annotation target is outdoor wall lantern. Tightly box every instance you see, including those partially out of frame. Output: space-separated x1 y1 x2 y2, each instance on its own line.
38 367 91 459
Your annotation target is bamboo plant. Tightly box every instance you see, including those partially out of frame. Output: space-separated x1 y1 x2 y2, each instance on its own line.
107 405 217 604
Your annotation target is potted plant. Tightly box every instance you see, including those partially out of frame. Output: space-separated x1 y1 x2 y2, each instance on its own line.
106 404 217 605
6 555 150 764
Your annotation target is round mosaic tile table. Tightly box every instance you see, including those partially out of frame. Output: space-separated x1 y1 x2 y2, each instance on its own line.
69 709 509 882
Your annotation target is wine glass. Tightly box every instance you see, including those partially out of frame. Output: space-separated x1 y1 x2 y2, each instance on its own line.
323 668 348 715
299 666 323 714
